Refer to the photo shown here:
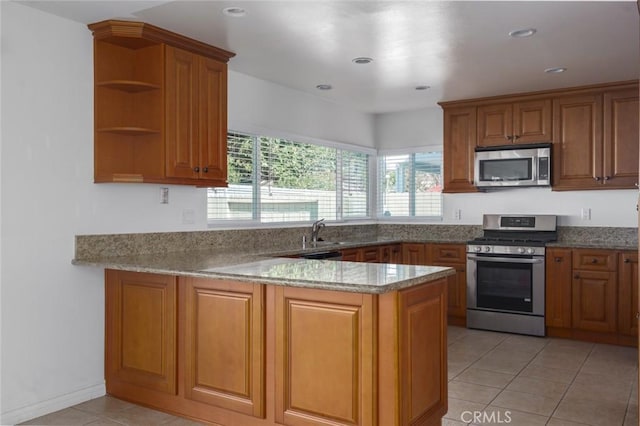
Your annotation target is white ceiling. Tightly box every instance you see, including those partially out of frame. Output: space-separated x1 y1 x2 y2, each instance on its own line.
22 1 640 114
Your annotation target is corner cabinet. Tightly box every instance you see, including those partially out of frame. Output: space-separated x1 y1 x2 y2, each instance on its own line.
88 20 234 186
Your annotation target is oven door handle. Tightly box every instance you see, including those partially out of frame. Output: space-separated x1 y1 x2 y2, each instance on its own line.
467 255 544 264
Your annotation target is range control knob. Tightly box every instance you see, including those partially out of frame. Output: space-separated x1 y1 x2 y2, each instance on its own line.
474 246 482 252
526 248 535 255
517 247 526 254
484 246 491 253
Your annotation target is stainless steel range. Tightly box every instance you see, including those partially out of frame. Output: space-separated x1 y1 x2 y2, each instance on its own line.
467 214 557 336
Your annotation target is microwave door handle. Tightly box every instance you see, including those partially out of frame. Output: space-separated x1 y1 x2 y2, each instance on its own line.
467 255 544 264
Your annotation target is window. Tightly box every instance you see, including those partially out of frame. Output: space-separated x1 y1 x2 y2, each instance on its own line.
377 150 443 219
208 132 371 224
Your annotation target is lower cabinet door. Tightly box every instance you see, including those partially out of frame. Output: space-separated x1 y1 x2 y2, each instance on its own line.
274 286 375 426
105 269 177 394
572 270 617 333
182 277 265 418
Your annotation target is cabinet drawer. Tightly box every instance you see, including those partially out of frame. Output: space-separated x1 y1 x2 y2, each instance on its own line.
430 244 466 264
572 250 617 271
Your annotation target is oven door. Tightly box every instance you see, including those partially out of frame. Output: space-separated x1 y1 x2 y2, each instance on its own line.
467 254 545 316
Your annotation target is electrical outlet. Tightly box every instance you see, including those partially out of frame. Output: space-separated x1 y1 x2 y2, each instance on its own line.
160 187 169 204
454 209 462 220
580 207 591 220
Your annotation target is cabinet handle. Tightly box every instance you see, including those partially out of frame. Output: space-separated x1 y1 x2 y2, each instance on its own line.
513 135 520 140
624 258 631 263
594 176 601 181
193 166 200 172
203 167 209 173
636 312 639 319
505 135 512 141
604 176 610 181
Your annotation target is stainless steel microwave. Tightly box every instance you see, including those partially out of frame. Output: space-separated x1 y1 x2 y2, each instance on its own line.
474 143 551 189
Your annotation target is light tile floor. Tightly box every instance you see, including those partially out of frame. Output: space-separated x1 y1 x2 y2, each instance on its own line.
21 326 639 426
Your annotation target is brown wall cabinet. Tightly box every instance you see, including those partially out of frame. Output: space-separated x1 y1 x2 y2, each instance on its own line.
89 20 234 186
442 107 477 193
440 80 638 193
477 99 552 147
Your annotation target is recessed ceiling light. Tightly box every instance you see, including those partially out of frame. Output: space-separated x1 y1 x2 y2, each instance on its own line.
509 28 537 38
316 84 332 90
544 67 567 74
415 85 431 91
222 7 246 17
352 57 373 65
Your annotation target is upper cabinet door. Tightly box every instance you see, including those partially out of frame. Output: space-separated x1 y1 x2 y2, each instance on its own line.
443 106 477 193
603 88 639 188
477 103 512 147
552 94 603 190
165 45 199 179
477 99 551 147
513 99 552 144
198 57 228 182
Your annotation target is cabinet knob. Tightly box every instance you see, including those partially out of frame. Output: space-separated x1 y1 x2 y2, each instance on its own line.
636 312 639 319
505 135 512 141
203 167 209 173
604 176 610 181
594 176 601 181
513 135 520 140
624 258 631 263
574 274 580 279
554 257 563 262
591 258 598 264
193 166 200 172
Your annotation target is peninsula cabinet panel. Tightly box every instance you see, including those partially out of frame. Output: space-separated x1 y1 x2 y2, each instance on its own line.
572 270 617 333
181 278 265 418
545 248 573 329
105 270 177 395
274 286 375 426
603 88 640 188
477 99 551 147
442 106 477 193
618 252 639 337
378 279 448 426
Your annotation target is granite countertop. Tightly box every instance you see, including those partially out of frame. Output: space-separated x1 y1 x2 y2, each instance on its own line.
73 245 454 294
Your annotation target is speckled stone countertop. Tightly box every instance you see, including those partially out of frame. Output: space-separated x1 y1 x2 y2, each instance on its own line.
73 244 454 294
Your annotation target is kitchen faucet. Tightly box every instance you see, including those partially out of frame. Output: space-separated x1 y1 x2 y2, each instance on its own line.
310 218 325 244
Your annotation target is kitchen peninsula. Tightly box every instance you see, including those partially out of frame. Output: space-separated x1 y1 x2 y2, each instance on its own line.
74 244 454 426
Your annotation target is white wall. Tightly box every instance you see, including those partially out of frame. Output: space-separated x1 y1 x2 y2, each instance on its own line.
0 3 375 423
374 106 639 227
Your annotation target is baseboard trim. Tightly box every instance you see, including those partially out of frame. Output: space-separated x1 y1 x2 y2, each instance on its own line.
1 383 106 425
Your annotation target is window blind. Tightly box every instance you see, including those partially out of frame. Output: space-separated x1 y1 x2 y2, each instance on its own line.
378 151 443 218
